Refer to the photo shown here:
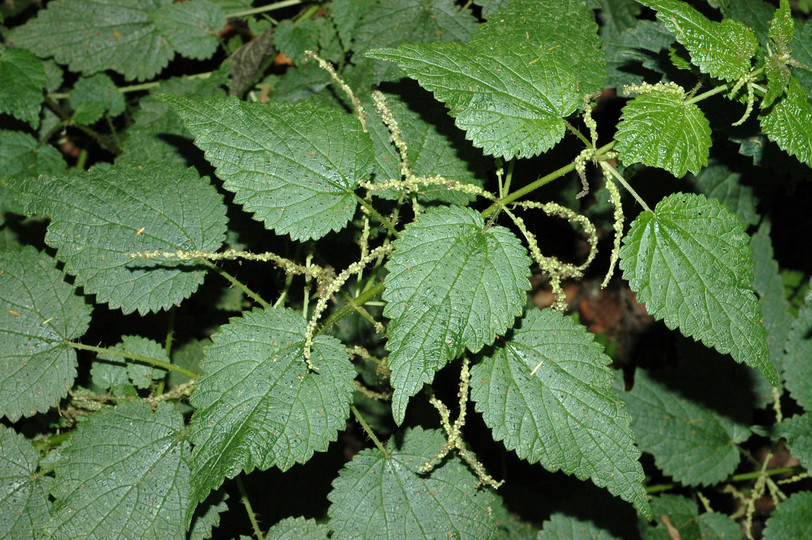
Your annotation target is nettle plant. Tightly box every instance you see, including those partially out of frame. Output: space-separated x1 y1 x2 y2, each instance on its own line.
1 0 812 537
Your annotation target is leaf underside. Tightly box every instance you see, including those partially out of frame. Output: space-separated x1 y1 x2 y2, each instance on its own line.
619 192 777 385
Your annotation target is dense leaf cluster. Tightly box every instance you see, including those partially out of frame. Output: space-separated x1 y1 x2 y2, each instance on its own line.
1 0 811 538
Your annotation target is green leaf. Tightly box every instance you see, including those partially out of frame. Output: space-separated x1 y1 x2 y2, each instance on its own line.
0 48 47 127
638 494 741 540
266 517 330 539
189 492 229 540
763 1 794 108
619 192 777 384
383 206 530 424
760 78 812 168
0 130 66 181
152 0 226 61
600 0 644 39
350 0 478 83
750 221 793 401
614 86 711 177
723 0 773 46
92 335 168 393
639 494 700 540
622 366 748 486
263 63 333 104
698 512 744 539
162 95 373 241
6 163 228 315
783 279 812 410
0 247 90 421
638 0 758 82
188 306 355 518
366 84 487 205
327 427 499 539
473 0 509 19
686 162 759 226
331 0 376 51
169 338 208 388
367 0 606 159
791 20 812 99
768 0 793 52
69 74 126 125
8 0 176 81
117 69 228 168
273 18 342 64
762 491 812 540
470 309 649 517
603 19 674 88
775 414 812 470
47 401 190 539
0 425 51 539
538 513 622 540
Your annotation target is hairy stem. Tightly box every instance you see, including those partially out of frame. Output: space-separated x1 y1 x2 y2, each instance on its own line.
352 405 389 459
236 476 264 540
227 0 303 18
65 342 198 378
317 281 385 335
202 259 270 308
600 160 652 213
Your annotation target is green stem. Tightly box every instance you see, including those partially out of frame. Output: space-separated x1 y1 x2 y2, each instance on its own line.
202 260 270 308
645 466 804 494
502 159 515 198
685 83 730 105
482 141 617 218
352 406 389 459
227 0 303 18
32 430 73 452
43 96 122 155
564 120 592 148
156 310 176 395
294 4 320 23
236 476 264 540
317 281 385 335
482 161 573 218
64 342 198 378
340 290 380 327
49 72 213 100
600 160 652 213
76 149 88 170
354 194 399 237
